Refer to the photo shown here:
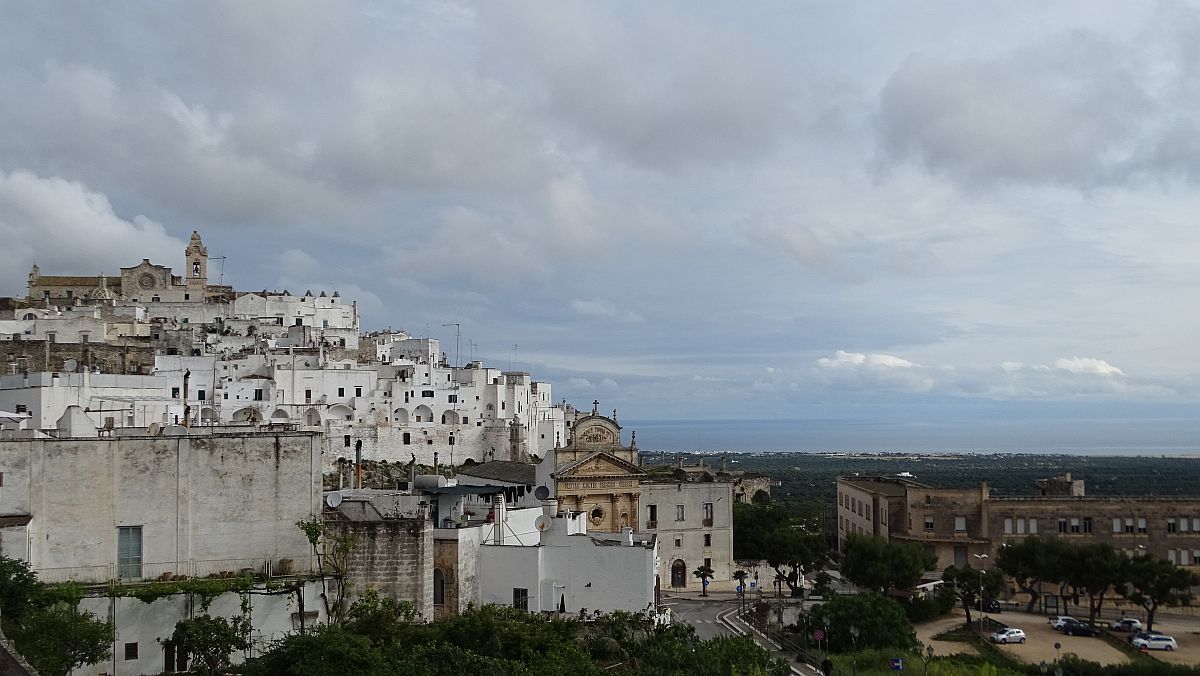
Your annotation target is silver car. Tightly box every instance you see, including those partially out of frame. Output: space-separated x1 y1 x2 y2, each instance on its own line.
990 628 1026 644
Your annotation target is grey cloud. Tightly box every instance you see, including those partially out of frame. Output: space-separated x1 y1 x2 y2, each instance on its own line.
875 34 1152 187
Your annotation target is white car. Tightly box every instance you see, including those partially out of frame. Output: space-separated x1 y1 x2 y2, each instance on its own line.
1049 615 1078 631
1132 635 1178 651
990 628 1026 644
1109 618 1143 632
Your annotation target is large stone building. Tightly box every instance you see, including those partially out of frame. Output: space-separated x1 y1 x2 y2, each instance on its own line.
837 473 1200 571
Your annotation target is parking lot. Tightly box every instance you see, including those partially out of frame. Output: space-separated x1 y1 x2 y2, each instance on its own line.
1138 616 1200 666
988 611 1129 666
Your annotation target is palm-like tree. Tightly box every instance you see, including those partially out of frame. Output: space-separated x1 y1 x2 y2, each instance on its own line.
693 565 715 597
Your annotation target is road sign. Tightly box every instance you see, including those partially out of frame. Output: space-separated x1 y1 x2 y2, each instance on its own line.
891 658 904 670
749 581 757 590
812 629 826 642
736 585 744 594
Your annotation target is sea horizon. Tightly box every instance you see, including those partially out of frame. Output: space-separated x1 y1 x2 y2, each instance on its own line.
624 417 1200 456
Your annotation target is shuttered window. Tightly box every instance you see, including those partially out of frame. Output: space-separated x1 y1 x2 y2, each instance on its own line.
117 526 143 579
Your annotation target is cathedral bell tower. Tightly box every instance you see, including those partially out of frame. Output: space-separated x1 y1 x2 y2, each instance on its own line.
185 231 208 300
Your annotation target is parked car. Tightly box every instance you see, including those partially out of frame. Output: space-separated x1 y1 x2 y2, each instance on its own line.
1049 615 1078 631
1132 634 1178 651
990 628 1026 644
1109 618 1143 632
1129 630 1168 644
1062 619 1100 637
974 598 1001 613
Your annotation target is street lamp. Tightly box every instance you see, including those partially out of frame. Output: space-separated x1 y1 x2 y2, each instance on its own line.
974 553 989 632
849 625 860 676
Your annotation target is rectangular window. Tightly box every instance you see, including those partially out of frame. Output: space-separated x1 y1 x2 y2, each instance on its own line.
674 536 682 548
1181 518 1190 533
954 516 966 532
647 504 657 526
924 516 934 532
1113 518 1123 533
1193 518 1200 532
1004 518 1013 534
1138 517 1147 534
1125 518 1135 534
197 389 205 401
1071 518 1081 534
171 387 180 399
338 387 345 397
344 435 351 448
14 404 26 414
1169 550 1178 564
704 557 712 569
1058 518 1069 533
305 389 312 403
423 390 434 398
355 386 362 397
81 333 89 343
46 332 55 343
1168 518 1178 533
117 526 143 579
704 534 712 547
676 505 685 522
703 502 714 526
402 433 411 445
448 394 458 403
125 642 139 660
512 588 528 611
1078 518 1088 534
253 389 264 401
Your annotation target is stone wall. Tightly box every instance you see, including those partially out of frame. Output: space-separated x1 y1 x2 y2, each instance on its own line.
2 339 155 374
339 517 434 620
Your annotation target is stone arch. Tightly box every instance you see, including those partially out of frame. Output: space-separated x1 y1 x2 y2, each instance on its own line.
200 407 216 423
270 408 290 421
413 404 433 423
433 568 445 606
232 407 261 423
327 403 353 421
303 408 322 426
671 560 687 588
441 409 466 425
393 407 410 424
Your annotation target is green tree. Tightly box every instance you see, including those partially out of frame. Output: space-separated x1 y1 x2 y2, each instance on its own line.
169 613 251 676
941 565 1005 626
840 533 936 592
344 588 418 643
241 624 388 676
693 564 715 596
1067 541 1125 625
806 593 917 653
0 556 44 623
765 528 827 597
9 604 114 676
1121 555 1199 630
996 537 1058 613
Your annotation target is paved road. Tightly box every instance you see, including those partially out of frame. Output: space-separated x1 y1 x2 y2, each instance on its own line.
666 597 741 640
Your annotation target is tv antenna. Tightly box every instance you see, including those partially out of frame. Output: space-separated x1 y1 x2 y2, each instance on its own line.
210 256 227 285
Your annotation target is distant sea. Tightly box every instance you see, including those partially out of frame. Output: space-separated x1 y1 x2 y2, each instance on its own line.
624 418 1200 456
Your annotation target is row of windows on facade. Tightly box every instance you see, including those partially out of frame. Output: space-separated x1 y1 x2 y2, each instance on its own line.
644 502 716 527
838 493 888 525
1002 516 1200 536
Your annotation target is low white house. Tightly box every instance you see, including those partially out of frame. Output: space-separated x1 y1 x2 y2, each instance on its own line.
478 513 659 615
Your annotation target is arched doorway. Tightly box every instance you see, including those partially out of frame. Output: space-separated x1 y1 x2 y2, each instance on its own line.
671 560 687 588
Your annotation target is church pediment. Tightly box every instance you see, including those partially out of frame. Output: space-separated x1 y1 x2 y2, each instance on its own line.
553 451 646 480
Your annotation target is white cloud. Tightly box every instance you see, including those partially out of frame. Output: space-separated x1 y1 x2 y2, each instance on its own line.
816 350 918 369
0 170 184 290
1052 356 1124 376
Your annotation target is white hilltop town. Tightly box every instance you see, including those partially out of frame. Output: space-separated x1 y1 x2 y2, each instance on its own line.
0 233 766 675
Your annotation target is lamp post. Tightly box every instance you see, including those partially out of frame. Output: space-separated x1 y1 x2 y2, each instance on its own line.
974 553 989 632
849 625 860 676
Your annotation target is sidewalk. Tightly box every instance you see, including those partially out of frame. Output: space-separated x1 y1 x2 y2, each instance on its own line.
718 607 823 676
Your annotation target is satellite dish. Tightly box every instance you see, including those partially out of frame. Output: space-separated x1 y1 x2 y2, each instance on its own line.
326 491 343 508
534 515 552 532
63 358 78 373
534 485 550 501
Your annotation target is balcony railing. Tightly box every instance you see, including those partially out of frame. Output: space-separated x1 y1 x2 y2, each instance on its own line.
35 555 314 585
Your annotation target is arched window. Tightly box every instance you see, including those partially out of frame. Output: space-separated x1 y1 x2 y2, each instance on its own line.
433 569 445 606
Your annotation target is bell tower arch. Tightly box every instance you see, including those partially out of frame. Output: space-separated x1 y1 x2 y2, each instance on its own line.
185 230 208 298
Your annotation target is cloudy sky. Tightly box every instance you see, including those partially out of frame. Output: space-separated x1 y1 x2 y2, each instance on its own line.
4 2 1200 436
